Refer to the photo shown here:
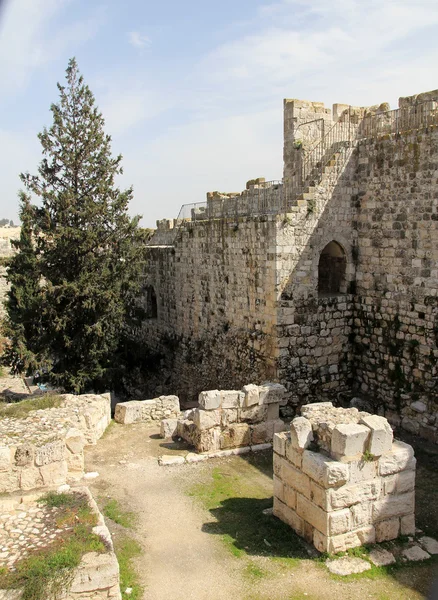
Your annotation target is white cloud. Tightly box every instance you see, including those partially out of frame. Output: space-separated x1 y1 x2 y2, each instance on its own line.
128 31 151 49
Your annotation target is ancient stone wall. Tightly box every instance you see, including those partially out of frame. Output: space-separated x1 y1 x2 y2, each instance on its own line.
114 395 180 424
273 403 416 553
0 227 20 320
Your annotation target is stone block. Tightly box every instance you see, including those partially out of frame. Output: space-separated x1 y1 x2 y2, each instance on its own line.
239 404 267 424
19 467 43 490
400 513 415 535
259 383 286 405
197 428 221 453
284 484 297 509
242 384 260 407
220 409 238 428
35 440 65 466
396 469 415 493
309 481 329 510
382 474 397 495
359 415 393 456
281 460 311 498
15 443 35 467
67 452 85 474
273 497 304 536
373 490 415 520
296 494 327 535
273 475 285 502
375 518 400 542
285 439 302 468
114 400 147 424
349 459 378 483
198 390 221 410
219 423 250 449
160 418 179 439
65 428 86 455
378 440 415 476
193 408 221 430
221 391 243 409
39 460 68 486
302 450 349 488
267 402 280 421
273 431 288 457
0 447 10 472
70 551 120 594
329 480 381 509
328 509 351 535
331 424 370 459
290 417 313 452
350 502 373 528
328 526 376 553
300 402 333 419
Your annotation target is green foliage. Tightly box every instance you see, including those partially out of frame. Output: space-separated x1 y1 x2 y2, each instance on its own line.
0 394 63 419
2 196 42 374
362 450 375 462
114 536 143 600
0 492 104 600
102 498 136 528
8 58 147 393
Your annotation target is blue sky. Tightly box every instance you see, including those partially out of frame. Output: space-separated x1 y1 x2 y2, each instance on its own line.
1 0 438 227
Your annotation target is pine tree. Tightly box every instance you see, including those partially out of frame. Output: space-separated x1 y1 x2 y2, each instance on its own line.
18 58 146 392
3 194 41 374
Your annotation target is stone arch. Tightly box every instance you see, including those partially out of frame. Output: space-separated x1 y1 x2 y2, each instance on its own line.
318 240 347 295
144 284 158 318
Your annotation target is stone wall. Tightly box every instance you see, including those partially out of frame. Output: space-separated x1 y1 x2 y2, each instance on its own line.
273 402 416 553
174 383 286 453
114 395 180 424
0 227 20 320
0 394 111 494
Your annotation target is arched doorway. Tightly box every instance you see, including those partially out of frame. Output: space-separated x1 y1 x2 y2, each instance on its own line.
318 241 346 295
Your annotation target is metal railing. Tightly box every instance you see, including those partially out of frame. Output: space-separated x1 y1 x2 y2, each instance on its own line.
358 100 438 138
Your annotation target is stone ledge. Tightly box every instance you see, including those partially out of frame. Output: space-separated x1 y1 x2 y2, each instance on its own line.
158 442 272 466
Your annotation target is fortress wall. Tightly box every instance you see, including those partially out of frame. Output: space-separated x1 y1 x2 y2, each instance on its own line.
140 216 279 402
353 126 438 441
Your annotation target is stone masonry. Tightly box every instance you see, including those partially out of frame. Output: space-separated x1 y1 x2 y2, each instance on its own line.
273 402 416 553
173 383 286 453
114 395 180 425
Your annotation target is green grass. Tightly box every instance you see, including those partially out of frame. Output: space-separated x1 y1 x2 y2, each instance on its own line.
0 394 63 419
187 457 307 562
0 492 105 600
244 562 269 580
114 536 143 600
102 498 136 529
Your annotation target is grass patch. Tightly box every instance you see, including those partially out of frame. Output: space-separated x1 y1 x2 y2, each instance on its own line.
0 492 105 600
102 419 117 438
187 456 307 562
102 498 136 529
244 562 269 580
114 536 143 600
0 394 63 419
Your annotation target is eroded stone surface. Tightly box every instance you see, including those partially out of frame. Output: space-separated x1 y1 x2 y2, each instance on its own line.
325 556 371 575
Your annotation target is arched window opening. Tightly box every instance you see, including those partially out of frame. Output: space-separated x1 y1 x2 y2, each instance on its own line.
318 241 346 295
144 285 158 319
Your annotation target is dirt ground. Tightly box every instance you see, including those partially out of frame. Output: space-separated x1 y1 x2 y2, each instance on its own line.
86 423 438 600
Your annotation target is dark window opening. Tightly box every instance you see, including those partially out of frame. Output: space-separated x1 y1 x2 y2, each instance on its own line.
144 285 158 318
318 241 347 295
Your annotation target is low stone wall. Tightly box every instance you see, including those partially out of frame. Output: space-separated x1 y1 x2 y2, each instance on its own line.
173 383 286 453
0 486 121 600
114 395 180 424
273 402 416 553
0 394 111 494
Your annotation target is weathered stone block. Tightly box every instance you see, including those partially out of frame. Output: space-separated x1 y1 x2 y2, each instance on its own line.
349 459 378 483
221 391 243 409
273 431 288 457
259 383 286 405
19 467 43 490
273 497 304 536
302 450 349 488
39 461 68 486
328 509 351 536
219 423 250 449
350 502 373 528
396 469 416 493
359 415 393 456
242 384 260 407
273 475 285 502
373 490 415 520
375 518 400 542
197 428 221 453
221 409 238 428
65 429 86 455
329 480 381 509
331 424 370 459
0 447 10 472
284 484 297 509
198 390 221 410
267 403 280 421
114 400 153 424
193 408 221 430
160 418 178 439
35 440 65 466
239 404 267 424
290 417 313 452
296 494 327 535
378 441 415 476
281 460 311 498
400 513 416 535
15 443 35 467
328 526 376 553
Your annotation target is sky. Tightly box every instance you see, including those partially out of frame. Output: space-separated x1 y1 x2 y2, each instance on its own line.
0 0 437 228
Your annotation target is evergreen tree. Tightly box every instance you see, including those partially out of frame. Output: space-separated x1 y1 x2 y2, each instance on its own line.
3 195 41 374
17 58 146 392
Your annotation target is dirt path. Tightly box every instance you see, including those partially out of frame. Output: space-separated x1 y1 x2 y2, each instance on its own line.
86 422 434 600
86 423 245 600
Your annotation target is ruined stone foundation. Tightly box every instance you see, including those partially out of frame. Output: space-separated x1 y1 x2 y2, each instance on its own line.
273 402 416 553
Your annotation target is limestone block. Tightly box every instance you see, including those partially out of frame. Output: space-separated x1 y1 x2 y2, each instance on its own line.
301 402 333 419
65 429 86 455
239 404 267 424
221 409 238 428
242 384 260 407
159 395 180 413
313 529 328 553
328 509 351 536
281 460 311 498
375 518 400 542
331 424 370 459
273 497 304 536
329 481 381 509
309 481 330 510
19 467 43 490
69 551 120 594
400 513 416 535
160 418 178 439
396 469 415 493
252 419 284 444
0 447 10 472
326 557 371 576
296 494 327 535
159 455 185 466
267 403 280 421
15 443 35 467
114 401 146 424
193 408 221 430
328 526 376 553
39 460 68 486
402 546 430 562
198 390 221 410
382 474 397 495
219 424 250 450
359 415 393 456
350 502 373 528
373 490 415 520
284 485 297 509
419 536 438 555
290 417 313 452
0 470 20 493
273 431 288 457
349 459 377 483
378 440 415 476
197 428 221 453
35 440 65 466
285 439 303 469
273 475 285 502
67 452 85 474
369 548 396 566
302 450 349 488
221 391 244 409
259 383 286 405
